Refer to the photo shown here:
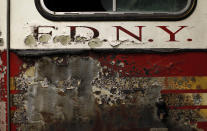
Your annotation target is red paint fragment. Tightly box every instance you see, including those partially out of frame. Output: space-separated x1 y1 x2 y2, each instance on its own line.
10 106 17 111
148 39 154 42
10 90 20 94
0 51 7 131
10 52 23 77
197 122 207 131
11 123 18 131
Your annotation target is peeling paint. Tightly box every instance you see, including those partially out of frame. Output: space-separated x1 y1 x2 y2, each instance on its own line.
88 38 103 48
53 35 71 45
12 55 102 130
74 36 87 43
10 54 207 131
0 102 6 131
0 31 3 46
0 52 7 131
39 34 51 44
0 38 4 46
24 33 143 49
24 35 37 46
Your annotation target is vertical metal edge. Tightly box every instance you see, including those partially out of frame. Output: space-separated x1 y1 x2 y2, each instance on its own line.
113 0 116 11
7 0 10 130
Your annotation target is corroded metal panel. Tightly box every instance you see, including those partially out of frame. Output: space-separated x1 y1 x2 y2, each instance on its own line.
10 52 207 131
0 51 7 131
8 0 207 131
0 0 8 130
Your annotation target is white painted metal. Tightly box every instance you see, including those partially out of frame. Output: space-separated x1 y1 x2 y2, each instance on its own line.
0 0 7 50
113 0 116 11
10 0 207 50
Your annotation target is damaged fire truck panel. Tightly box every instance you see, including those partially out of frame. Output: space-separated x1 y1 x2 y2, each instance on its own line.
1 0 207 131
0 0 8 131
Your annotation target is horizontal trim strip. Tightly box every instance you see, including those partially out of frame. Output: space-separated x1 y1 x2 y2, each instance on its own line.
10 51 207 77
169 105 207 109
161 89 207 94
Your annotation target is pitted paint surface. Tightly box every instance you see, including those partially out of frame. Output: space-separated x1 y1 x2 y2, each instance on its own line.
0 52 7 131
10 54 207 131
0 102 6 131
22 25 196 49
11 55 101 130
24 33 114 48
0 31 4 46
0 0 7 50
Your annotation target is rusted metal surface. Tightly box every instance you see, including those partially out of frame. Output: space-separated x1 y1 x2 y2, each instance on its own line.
0 51 7 131
5 0 207 131
10 52 207 131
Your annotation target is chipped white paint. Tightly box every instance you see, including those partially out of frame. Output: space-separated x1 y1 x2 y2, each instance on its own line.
0 54 7 131
0 58 7 81
0 0 7 50
10 0 207 49
0 102 6 131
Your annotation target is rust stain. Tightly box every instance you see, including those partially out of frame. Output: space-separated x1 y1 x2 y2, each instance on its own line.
9 54 207 131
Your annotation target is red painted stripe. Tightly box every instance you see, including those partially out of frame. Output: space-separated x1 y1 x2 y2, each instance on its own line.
10 106 17 111
95 52 207 77
161 89 207 94
10 52 207 77
169 105 207 110
10 52 23 77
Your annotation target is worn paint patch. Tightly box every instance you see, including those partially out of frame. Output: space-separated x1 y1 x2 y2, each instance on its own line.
39 34 51 44
11 55 101 130
24 33 141 49
0 31 3 46
0 51 7 131
88 38 103 48
94 52 207 77
0 38 4 46
24 35 37 46
25 66 35 77
53 35 71 45
10 53 207 131
0 102 6 131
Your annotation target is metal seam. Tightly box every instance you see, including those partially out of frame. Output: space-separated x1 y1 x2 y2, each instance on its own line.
7 0 11 130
